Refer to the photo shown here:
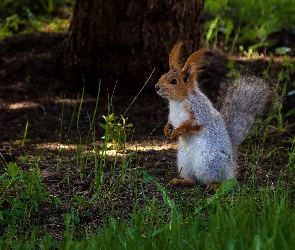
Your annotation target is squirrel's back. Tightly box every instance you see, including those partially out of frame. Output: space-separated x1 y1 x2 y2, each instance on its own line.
220 75 271 150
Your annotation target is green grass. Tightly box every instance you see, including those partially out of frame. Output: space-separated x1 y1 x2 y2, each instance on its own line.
1 175 295 249
204 0 295 55
84 186 295 250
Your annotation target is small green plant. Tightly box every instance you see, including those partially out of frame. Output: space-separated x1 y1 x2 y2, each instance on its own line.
100 113 133 149
29 16 70 33
205 15 220 48
275 47 292 56
0 13 25 39
0 162 52 233
265 61 295 134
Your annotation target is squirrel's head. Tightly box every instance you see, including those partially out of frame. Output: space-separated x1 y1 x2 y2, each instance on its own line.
155 41 207 101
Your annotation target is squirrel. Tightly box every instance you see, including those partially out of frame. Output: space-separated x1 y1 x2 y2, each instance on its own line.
155 41 271 186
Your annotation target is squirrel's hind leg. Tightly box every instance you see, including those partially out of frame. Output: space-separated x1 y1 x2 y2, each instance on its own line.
169 178 195 186
169 178 221 189
205 183 220 190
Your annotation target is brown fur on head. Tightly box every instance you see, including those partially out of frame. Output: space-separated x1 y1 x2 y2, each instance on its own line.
155 41 208 101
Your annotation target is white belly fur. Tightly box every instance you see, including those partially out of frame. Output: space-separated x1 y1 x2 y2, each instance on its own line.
169 101 188 128
178 132 207 181
178 131 234 184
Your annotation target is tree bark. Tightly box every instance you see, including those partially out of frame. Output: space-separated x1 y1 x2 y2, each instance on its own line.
63 0 204 94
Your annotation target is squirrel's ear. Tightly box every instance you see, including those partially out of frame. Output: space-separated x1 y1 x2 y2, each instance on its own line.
169 41 183 70
182 48 208 78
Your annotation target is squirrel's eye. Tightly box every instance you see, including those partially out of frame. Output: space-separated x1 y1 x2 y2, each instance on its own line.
170 79 177 85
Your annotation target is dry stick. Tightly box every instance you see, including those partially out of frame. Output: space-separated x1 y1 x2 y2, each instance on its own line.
123 67 155 117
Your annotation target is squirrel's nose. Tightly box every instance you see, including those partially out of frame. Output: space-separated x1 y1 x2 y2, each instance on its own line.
155 86 160 92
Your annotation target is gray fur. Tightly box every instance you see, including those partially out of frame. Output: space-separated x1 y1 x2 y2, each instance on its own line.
220 76 270 150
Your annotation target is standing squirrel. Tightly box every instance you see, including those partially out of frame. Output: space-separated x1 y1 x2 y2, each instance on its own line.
155 41 270 186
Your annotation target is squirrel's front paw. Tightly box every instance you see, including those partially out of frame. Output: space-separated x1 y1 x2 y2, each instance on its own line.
164 123 182 141
169 130 181 141
164 123 175 140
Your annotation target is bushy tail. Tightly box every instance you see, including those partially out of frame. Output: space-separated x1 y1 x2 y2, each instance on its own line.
220 75 271 149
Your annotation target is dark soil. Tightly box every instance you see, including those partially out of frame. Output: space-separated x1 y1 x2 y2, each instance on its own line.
0 32 294 237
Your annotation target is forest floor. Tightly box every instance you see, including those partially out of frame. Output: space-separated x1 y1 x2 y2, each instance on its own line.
0 32 295 236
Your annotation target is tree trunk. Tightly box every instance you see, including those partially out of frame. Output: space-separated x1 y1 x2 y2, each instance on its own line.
63 0 204 94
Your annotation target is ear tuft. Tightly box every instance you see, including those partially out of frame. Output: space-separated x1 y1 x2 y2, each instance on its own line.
182 48 208 76
169 41 183 70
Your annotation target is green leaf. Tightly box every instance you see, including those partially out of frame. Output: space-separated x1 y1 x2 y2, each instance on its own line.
74 195 87 206
205 178 236 205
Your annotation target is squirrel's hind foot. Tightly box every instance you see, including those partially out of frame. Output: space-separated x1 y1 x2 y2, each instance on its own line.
169 178 195 186
205 183 220 191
